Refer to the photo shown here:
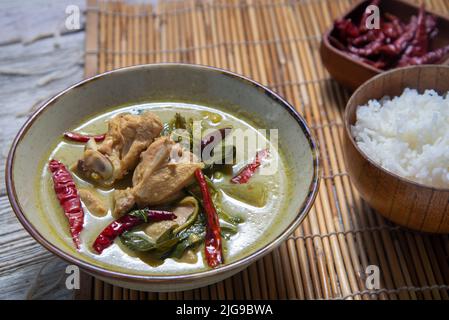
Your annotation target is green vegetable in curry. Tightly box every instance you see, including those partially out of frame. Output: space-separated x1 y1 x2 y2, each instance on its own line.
45 104 285 271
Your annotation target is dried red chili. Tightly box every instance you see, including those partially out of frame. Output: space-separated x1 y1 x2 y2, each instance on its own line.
331 2 449 71
231 149 269 184
93 209 176 254
352 29 381 46
378 17 417 57
48 159 84 249
384 13 405 36
382 22 401 40
349 32 385 57
426 14 438 37
334 19 360 41
194 169 223 268
399 44 449 66
406 5 429 57
64 132 106 143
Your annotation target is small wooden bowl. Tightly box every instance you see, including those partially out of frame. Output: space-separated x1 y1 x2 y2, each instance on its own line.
344 65 449 233
320 0 449 91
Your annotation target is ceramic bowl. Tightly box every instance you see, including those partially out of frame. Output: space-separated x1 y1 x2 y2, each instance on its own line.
320 0 449 91
344 65 449 233
6 63 320 291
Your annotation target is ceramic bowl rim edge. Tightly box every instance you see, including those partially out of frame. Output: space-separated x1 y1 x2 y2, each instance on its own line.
6 63 321 283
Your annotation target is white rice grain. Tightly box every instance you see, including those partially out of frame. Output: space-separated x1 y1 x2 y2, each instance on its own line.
351 88 449 188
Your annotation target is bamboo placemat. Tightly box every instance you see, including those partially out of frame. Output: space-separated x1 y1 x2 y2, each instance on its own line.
77 0 449 300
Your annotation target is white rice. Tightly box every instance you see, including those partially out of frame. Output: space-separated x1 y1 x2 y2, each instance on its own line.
351 88 449 188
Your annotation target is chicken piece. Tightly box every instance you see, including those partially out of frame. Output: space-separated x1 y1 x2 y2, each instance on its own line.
113 137 204 216
77 112 163 185
79 189 108 216
131 137 174 186
132 137 204 208
113 188 135 217
76 140 114 182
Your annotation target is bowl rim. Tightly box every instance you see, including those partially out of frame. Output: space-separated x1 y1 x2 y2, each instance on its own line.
5 63 320 284
344 64 449 193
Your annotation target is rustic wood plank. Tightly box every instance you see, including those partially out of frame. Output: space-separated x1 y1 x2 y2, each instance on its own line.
0 256 74 300
85 0 99 78
0 0 86 46
0 0 86 300
0 32 85 195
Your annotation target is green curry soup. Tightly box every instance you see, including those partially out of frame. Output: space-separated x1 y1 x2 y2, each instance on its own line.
38 102 290 274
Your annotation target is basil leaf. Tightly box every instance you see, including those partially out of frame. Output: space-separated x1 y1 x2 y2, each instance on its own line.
161 113 188 136
171 233 204 259
120 231 154 251
128 209 148 223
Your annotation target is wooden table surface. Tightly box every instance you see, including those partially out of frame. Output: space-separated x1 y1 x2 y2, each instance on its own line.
0 0 85 300
0 0 158 301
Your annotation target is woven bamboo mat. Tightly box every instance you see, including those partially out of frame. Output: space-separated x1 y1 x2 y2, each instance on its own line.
77 0 449 300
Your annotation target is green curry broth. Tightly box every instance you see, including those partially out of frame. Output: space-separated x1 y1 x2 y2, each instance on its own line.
38 102 290 274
